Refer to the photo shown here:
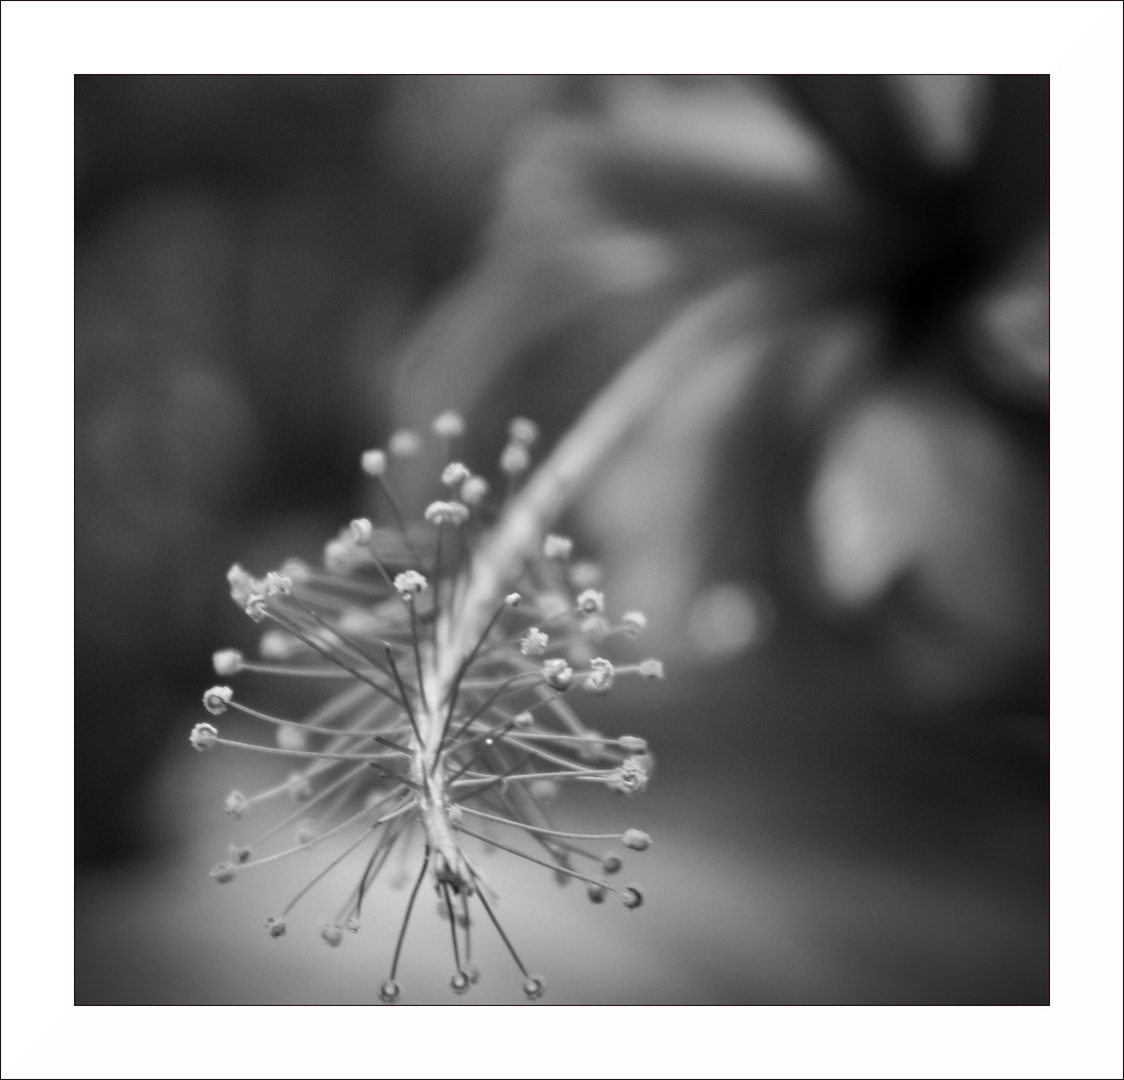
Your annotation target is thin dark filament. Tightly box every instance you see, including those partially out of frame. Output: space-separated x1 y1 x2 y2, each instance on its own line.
469 868 530 979
472 611 582 661
295 567 390 596
244 772 312 807
441 883 463 974
367 758 423 792
438 600 514 747
407 603 429 713
241 798 400 870
448 697 553 732
444 670 543 749
248 763 370 847
316 712 410 767
264 610 405 709
383 645 424 748
475 777 577 872
282 818 388 916
458 805 620 840
370 734 413 756
236 663 354 678
333 884 363 928
478 775 600 864
392 816 417 886
538 834 603 864
445 718 517 784
489 779 593 862
302 682 382 734
282 586 391 619
454 706 597 771
446 711 518 760
529 683 590 736
452 763 609 783
457 824 615 892
356 815 409 919
365 545 401 596
388 846 431 981
461 891 473 966
454 675 548 691
285 593 399 681
215 736 413 765
228 700 411 748
498 735 600 773
503 730 622 743
449 753 534 801
335 815 405 926
311 765 393 836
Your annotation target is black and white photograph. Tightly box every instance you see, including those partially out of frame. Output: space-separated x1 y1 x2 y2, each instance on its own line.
3 4 1122 1079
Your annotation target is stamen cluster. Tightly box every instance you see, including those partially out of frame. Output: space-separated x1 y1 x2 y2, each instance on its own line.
193 413 660 1003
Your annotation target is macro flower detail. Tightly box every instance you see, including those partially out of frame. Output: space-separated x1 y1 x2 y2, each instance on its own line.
195 415 657 1003
212 649 243 676
519 627 549 657
440 462 471 488
223 791 249 819
190 722 219 751
583 658 615 695
201 686 232 715
607 758 649 795
393 570 428 599
209 861 238 884
576 589 605 615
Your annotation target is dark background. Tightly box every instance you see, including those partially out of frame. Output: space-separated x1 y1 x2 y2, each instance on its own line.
75 75 1048 1004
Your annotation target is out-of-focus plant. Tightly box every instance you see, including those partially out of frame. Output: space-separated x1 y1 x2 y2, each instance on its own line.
386 74 1048 716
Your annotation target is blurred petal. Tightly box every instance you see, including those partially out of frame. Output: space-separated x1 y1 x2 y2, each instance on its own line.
807 379 1048 704
572 284 865 650
965 230 1049 407
388 77 875 437
886 75 989 172
597 75 864 222
780 75 945 195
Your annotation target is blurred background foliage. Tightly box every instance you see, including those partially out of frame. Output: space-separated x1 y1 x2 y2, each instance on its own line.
75 74 1047 1003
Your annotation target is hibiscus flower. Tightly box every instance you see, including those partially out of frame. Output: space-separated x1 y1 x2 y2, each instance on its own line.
386 74 1048 716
